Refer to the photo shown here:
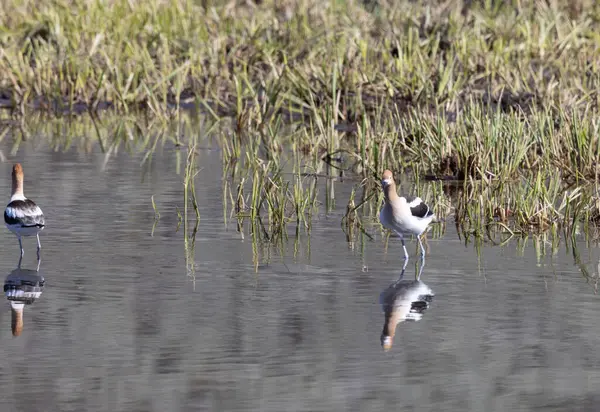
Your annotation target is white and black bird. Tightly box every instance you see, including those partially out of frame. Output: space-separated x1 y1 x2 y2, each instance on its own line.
4 164 45 259
379 169 435 261
379 265 434 352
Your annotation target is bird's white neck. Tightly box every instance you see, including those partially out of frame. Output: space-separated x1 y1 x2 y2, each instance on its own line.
10 193 26 202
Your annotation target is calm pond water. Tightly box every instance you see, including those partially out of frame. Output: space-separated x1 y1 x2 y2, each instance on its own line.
0 136 599 412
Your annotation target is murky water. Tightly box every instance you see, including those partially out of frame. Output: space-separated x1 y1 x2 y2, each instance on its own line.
0 137 599 412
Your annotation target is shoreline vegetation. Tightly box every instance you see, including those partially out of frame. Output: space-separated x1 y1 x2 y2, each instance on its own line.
3 0 600 246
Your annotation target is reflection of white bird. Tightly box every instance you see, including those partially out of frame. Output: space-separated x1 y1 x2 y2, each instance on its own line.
4 267 45 337
379 170 435 261
379 268 434 352
4 164 45 259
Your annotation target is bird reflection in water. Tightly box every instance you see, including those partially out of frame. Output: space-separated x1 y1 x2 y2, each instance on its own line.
4 258 44 336
379 261 434 351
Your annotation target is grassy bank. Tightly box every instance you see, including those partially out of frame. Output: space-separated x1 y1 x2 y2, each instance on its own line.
2 0 600 115
3 0 600 241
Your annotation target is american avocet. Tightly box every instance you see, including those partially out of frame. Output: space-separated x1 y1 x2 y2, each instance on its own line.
4 164 45 258
379 169 435 261
380 266 434 351
5 267 45 337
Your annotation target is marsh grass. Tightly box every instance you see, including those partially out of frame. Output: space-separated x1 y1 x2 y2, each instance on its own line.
3 0 600 119
182 132 201 284
4 0 600 254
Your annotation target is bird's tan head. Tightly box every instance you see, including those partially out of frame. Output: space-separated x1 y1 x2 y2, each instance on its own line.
12 163 23 179
381 170 394 189
381 333 393 351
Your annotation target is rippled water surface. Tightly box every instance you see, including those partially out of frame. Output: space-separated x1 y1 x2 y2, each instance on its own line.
0 139 599 412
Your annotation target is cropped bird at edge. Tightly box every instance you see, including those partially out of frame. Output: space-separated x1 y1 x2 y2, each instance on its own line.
4 164 45 259
379 169 435 261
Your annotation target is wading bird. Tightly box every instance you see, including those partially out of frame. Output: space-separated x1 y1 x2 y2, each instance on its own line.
4 164 45 259
379 169 435 261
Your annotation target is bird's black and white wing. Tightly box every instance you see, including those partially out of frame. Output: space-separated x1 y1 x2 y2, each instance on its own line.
4 199 45 228
407 197 434 219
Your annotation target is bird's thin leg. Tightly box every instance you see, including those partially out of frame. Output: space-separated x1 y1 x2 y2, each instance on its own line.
36 234 41 260
392 261 408 286
417 259 425 281
36 256 41 272
17 254 22 269
393 230 409 261
401 258 409 272
418 235 426 260
18 236 24 257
